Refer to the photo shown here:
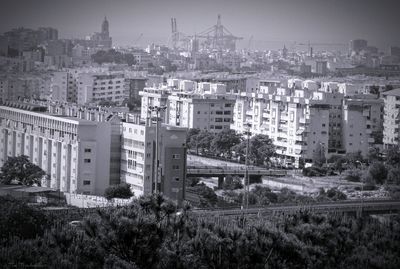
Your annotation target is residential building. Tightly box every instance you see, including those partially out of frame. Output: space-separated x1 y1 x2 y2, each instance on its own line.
139 86 170 122
342 96 384 156
121 116 186 203
0 101 121 195
382 88 400 147
167 84 235 132
77 73 127 105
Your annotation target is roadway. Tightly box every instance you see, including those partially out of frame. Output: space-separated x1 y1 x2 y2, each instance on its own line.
186 165 287 177
192 199 400 216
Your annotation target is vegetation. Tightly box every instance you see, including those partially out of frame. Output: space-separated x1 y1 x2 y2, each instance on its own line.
91 49 137 66
0 155 46 186
1 194 399 268
233 134 275 166
104 183 134 200
222 175 243 190
186 129 275 166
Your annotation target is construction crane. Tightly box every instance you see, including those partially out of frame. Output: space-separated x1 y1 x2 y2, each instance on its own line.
134 33 143 47
170 18 190 50
192 14 243 52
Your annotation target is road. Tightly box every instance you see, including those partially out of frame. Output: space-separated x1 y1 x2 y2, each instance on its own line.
192 199 400 216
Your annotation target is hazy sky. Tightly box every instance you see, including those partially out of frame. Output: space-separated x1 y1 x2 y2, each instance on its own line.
1 0 399 50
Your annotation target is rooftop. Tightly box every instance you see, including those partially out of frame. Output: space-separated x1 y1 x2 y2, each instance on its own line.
382 88 400 97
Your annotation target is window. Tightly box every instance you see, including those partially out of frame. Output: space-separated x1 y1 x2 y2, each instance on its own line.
174 177 180 181
84 159 91 163
172 154 180 159
84 148 91 153
83 180 91 185
172 165 180 170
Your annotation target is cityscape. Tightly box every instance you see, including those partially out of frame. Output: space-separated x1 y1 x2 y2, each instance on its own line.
1 0 400 268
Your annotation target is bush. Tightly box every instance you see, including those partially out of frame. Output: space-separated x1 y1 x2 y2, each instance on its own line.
302 166 326 177
367 162 387 185
222 175 243 190
0 196 48 240
343 169 362 182
387 167 400 185
104 183 133 200
326 188 347 200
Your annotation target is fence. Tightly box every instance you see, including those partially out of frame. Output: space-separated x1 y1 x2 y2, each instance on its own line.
65 193 132 208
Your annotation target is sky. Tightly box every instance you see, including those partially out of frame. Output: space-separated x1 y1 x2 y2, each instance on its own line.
0 0 399 51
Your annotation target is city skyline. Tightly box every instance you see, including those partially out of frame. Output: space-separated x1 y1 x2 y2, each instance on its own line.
1 0 400 51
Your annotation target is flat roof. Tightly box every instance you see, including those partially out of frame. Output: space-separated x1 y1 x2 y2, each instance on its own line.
382 88 400 97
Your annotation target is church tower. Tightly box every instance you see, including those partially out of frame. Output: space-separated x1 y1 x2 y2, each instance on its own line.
101 16 109 38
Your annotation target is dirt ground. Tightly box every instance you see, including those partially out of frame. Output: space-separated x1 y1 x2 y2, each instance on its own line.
188 154 390 200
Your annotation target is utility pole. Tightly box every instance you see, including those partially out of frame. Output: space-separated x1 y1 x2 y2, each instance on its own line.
243 122 251 210
148 105 167 194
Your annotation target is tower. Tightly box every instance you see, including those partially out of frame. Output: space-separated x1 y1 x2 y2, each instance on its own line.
101 16 109 38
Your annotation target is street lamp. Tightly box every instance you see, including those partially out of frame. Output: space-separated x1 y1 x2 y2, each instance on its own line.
148 105 167 194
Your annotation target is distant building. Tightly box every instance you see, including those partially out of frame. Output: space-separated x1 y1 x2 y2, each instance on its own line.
349 39 368 54
316 60 328 75
77 73 127 105
390 46 400 58
126 77 147 108
74 17 112 49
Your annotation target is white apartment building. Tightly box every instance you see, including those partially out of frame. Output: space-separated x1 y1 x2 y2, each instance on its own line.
0 101 121 195
342 96 383 156
139 86 170 122
121 117 186 203
232 79 384 167
382 88 400 147
77 73 127 105
140 80 236 133
168 90 235 132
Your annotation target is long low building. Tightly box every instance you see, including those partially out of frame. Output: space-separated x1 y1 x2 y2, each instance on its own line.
0 101 121 195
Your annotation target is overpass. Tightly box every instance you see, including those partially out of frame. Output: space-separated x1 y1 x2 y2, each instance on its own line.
192 199 400 217
186 165 287 188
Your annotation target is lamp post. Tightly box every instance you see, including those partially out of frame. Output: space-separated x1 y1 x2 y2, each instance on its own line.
148 105 167 194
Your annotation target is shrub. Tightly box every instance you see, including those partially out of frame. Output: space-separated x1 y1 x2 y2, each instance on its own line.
387 167 400 185
222 175 243 190
302 166 326 177
104 183 133 200
366 162 387 185
343 169 362 182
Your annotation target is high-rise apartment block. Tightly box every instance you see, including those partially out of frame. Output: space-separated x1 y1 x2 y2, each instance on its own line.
139 79 236 132
231 79 384 167
382 89 400 147
0 101 121 195
77 73 127 105
121 116 186 202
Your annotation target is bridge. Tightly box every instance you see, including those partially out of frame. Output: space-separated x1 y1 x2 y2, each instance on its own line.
192 199 400 217
186 165 287 188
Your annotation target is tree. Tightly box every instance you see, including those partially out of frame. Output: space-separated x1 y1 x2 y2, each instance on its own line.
345 151 364 168
188 130 213 154
222 175 243 190
211 130 241 157
104 183 134 200
366 162 387 185
367 146 381 163
0 155 45 186
233 134 275 166
386 146 400 167
0 196 48 240
387 167 400 185
313 143 326 167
